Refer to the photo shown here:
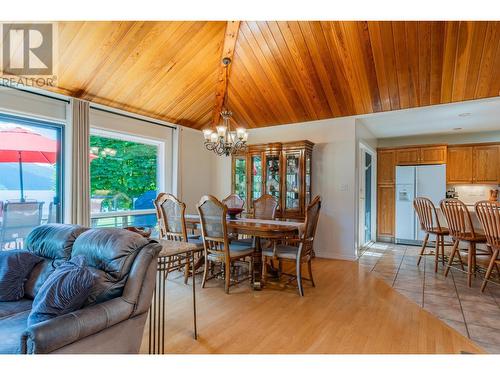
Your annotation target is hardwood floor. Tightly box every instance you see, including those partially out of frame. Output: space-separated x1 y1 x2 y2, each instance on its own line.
359 242 500 353
140 258 484 354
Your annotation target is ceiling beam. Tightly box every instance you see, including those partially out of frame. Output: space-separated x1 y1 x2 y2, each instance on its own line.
210 21 241 127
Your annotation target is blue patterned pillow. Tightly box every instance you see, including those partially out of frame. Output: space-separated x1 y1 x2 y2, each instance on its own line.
0 251 42 301
27 255 95 326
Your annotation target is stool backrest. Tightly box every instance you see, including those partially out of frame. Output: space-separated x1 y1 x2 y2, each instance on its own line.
414 197 442 233
475 200 500 249
440 198 475 238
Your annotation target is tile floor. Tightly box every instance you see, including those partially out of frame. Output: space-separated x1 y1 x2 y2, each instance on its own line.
358 242 500 354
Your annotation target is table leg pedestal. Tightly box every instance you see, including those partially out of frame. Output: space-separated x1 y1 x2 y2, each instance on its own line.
252 237 262 290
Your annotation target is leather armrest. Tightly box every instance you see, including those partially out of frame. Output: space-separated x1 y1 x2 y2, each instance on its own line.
22 297 134 354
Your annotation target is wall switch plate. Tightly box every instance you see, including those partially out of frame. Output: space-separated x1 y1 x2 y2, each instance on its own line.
340 184 349 192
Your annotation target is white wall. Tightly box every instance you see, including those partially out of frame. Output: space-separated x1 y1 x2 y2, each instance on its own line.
177 126 218 214
0 86 67 122
211 117 358 260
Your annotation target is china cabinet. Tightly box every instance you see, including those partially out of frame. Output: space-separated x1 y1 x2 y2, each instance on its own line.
231 140 314 220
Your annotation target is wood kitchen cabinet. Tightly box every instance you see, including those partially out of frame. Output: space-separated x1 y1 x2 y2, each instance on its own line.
447 144 499 184
447 146 473 183
377 149 396 240
377 149 396 184
395 148 420 165
396 145 446 165
473 145 498 184
377 185 395 238
420 146 447 164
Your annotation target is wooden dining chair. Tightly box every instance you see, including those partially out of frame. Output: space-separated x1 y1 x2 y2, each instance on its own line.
413 197 449 272
440 198 488 287
154 193 202 283
233 194 279 247
197 195 255 294
474 201 500 292
253 194 278 220
222 194 245 210
262 196 321 297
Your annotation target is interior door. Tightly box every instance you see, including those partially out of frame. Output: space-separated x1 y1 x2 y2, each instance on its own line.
359 147 375 248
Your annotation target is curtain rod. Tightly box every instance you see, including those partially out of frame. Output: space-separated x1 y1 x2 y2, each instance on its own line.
0 83 70 103
90 105 177 131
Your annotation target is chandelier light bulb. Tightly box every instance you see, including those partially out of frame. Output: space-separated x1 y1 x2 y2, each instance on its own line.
203 129 213 140
216 125 227 138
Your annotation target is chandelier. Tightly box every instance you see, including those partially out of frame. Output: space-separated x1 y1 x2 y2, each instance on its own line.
203 57 248 156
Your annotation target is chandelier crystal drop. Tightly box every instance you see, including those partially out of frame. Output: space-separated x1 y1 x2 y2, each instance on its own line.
203 58 248 156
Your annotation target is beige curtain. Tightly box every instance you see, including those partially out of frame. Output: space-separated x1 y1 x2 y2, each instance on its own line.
70 99 90 226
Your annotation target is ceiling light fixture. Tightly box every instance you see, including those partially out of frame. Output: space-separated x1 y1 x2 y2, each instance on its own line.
458 112 472 117
453 127 463 131
202 58 248 157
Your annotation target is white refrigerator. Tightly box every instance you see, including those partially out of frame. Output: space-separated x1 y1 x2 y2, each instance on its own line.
395 165 446 245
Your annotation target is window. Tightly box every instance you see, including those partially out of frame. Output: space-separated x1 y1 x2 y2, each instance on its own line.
0 113 64 250
89 129 163 230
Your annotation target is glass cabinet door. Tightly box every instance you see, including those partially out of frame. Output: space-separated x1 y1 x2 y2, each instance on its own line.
305 152 311 205
233 156 247 203
265 155 280 202
285 152 301 211
251 154 263 204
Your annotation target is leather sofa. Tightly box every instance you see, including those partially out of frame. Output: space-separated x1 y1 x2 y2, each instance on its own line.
0 224 161 354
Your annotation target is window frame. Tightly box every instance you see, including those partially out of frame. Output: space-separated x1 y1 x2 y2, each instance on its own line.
89 127 165 221
0 111 65 223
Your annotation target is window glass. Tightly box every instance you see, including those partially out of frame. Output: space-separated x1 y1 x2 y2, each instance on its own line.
89 132 160 230
0 114 63 250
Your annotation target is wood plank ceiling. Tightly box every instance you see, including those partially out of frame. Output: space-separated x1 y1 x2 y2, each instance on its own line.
2 21 499 129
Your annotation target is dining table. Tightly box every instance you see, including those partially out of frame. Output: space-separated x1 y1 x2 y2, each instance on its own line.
184 214 304 290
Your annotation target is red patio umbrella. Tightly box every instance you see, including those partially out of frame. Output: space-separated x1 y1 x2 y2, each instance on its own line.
0 127 58 202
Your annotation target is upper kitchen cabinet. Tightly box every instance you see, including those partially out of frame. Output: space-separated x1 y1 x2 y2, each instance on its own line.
420 146 447 164
377 149 396 184
447 146 473 183
395 145 447 166
447 144 499 184
473 145 498 184
395 148 420 165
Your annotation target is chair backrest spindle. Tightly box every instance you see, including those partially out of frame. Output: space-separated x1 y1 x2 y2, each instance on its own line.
440 198 475 239
414 197 442 233
475 200 500 249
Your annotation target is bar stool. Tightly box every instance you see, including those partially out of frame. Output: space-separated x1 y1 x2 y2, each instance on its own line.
413 197 449 272
440 198 488 287
474 201 500 292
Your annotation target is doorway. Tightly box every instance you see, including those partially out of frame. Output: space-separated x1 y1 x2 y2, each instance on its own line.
358 144 376 253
